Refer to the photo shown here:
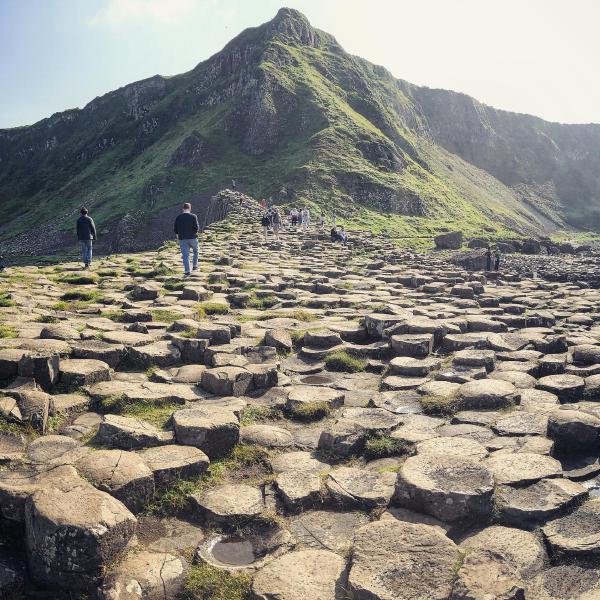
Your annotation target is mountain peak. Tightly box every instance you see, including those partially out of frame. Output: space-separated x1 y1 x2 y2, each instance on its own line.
266 7 323 48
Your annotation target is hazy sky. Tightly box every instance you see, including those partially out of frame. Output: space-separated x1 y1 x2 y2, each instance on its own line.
1 0 599 128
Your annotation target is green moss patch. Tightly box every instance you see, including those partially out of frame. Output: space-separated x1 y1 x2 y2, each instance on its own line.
325 350 366 373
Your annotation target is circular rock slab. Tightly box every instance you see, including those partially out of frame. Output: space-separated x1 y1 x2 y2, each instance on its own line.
455 379 518 411
190 483 264 524
495 478 588 528
285 385 344 412
537 374 585 402
325 466 396 509
526 564 600 600
460 526 546 578
252 549 346 600
416 436 488 460
542 499 600 557
240 424 293 448
485 452 562 485
289 510 369 555
395 454 494 523
348 519 460 600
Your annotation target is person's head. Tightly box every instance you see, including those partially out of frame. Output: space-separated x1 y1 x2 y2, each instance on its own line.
182 203 191 212
80 207 88 215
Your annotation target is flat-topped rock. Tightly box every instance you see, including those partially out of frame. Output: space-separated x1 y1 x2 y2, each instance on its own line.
24 480 136 591
76 449 154 512
325 466 396 509
348 520 460 600
139 445 209 487
395 453 494 522
240 423 293 448
485 451 562 485
542 499 600 557
537 374 585 402
495 478 588 528
96 414 174 450
190 483 263 524
252 549 346 600
173 406 239 457
455 378 518 411
200 366 253 396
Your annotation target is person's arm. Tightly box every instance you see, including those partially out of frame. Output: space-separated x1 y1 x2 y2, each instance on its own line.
89 218 97 240
174 216 179 239
194 215 200 236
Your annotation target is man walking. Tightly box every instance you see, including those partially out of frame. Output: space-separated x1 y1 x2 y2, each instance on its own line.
76 207 96 269
174 202 200 277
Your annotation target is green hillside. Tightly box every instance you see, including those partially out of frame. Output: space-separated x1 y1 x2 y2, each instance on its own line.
1 8 599 255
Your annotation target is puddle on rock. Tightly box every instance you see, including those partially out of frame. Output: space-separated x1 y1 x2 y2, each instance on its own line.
211 537 256 566
300 374 334 386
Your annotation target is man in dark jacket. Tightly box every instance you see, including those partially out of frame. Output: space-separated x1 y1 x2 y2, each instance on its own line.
76 207 96 269
174 202 200 276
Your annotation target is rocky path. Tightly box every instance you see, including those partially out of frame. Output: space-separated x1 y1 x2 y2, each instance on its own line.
1 194 600 599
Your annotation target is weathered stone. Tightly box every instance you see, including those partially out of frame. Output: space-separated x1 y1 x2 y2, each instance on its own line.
76 449 154 512
201 366 253 396
240 423 292 448
455 379 518 411
173 406 239 458
542 499 600 557
325 466 396 509
191 483 263 523
537 374 585 402
140 445 209 488
485 451 562 485
96 414 174 450
252 549 346 600
24 480 136 591
348 519 460 600
395 454 494 522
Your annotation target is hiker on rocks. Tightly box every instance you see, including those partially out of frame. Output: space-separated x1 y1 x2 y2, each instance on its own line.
338 225 348 245
259 198 267 209
290 208 299 228
0 255 5 272
485 246 492 271
494 246 501 271
332 212 337 226
76 207 96 270
231 179 236 190
319 211 325 229
272 208 282 241
174 202 200 277
261 210 272 242
301 206 310 231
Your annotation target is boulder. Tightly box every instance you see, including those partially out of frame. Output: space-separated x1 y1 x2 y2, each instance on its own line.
200 366 253 396
434 231 463 250
140 445 209 488
24 481 136 591
173 406 239 458
190 483 264 524
96 414 174 450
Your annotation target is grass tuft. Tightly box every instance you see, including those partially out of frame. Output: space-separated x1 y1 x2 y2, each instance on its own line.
419 395 457 416
0 294 15 307
0 324 18 338
364 433 406 459
57 273 99 285
150 309 183 323
180 563 252 600
325 350 366 373
288 401 330 421
240 405 282 426
198 301 229 316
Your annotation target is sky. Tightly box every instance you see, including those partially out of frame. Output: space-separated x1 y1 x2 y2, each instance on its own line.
1 0 599 128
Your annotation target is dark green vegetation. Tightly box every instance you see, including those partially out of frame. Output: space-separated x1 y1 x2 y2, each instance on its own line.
1 7 600 258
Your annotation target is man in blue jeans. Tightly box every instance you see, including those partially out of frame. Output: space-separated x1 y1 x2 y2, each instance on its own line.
76 207 96 269
174 202 200 277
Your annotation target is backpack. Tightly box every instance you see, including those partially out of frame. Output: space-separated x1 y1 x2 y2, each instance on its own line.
261 215 270 227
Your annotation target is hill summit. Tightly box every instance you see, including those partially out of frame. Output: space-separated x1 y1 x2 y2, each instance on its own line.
1 7 599 255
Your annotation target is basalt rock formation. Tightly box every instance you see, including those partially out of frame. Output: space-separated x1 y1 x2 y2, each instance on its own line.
2 198 600 597
1 8 600 257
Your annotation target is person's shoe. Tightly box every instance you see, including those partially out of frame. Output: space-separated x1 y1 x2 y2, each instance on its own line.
183 272 191 277
192 267 198 272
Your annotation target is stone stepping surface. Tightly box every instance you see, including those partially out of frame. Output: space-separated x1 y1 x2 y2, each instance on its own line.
4 194 600 596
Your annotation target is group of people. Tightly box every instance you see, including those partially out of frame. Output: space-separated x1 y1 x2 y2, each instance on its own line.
259 202 336 242
74 202 504 277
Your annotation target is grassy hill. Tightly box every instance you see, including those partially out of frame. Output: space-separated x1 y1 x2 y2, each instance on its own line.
1 8 599 255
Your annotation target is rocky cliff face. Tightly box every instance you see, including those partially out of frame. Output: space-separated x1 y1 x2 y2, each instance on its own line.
0 7 599 255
